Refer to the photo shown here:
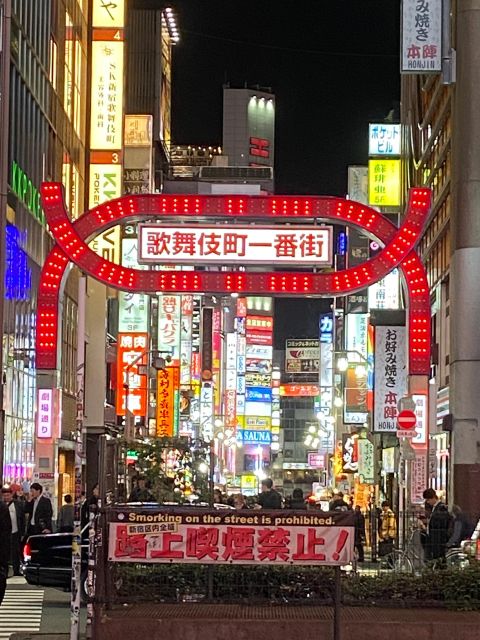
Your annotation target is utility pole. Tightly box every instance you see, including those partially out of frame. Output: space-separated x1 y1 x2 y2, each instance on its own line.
450 0 480 520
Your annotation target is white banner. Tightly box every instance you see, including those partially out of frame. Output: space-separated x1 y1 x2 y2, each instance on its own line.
401 0 442 73
373 326 407 433
108 510 354 566
138 225 332 265
411 450 428 504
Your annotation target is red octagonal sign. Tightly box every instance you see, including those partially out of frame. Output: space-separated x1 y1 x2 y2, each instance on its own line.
397 410 417 430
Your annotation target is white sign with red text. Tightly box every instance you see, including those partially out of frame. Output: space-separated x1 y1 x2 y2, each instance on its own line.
108 509 354 566
138 225 332 265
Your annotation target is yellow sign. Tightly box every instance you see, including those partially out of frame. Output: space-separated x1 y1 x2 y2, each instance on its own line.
90 41 124 150
156 367 179 438
125 115 153 147
236 415 271 430
368 158 401 207
93 0 125 28
240 474 257 491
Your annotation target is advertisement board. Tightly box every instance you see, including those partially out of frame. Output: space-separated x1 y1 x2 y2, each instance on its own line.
368 124 401 156
118 238 148 333
108 509 354 566
373 326 407 433
401 0 442 73
138 225 332 265
90 40 124 151
285 339 320 373
156 367 179 438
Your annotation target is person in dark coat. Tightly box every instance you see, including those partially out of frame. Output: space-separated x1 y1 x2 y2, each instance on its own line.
57 494 75 533
255 479 282 509
26 483 53 535
423 488 450 560
1 486 25 575
329 491 349 512
446 505 475 548
290 488 307 510
353 506 366 562
81 483 99 533
0 500 12 604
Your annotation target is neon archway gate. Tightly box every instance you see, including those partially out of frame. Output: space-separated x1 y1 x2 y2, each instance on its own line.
36 183 432 376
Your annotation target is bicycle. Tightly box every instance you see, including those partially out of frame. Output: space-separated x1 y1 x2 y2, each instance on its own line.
381 528 426 573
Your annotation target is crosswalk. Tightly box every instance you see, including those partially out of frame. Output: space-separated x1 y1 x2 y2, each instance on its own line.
0 588 44 639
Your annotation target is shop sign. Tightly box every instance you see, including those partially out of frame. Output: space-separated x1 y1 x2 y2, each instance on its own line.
280 384 320 397
401 0 442 73
368 124 401 156
156 367 179 438
118 238 148 332
237 429 272 445
342 434 358 473
307 452 325 469
108 509 354 565
357 439 374 483
373 326 407 433
285 339 319 374
115 332 148 417
411 450 428 504
368 159 401 207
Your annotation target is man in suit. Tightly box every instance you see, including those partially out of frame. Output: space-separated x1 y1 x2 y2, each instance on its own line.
1 486 26 576
0 500 11 604
27 483 53 536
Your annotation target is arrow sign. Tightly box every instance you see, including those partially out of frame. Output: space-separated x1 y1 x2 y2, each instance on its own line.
397 409 417 438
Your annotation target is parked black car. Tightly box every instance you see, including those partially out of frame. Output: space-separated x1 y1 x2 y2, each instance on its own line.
22 532 88 594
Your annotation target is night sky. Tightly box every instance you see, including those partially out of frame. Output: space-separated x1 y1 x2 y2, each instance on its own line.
169 0 401 196
136 1 401 345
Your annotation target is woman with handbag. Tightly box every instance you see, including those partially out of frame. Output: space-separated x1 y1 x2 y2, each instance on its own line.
378 501 397 557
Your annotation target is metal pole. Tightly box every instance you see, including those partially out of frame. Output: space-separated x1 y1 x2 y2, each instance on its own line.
0 0 11 486
70 276 87 640
333 565 342 640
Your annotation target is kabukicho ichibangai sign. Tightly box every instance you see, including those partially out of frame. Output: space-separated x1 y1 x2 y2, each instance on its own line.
108 508 354 565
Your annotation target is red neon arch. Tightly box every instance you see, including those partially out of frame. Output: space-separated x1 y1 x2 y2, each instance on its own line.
36 184 432 375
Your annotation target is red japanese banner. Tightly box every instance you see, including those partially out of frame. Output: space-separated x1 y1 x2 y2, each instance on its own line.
108 509 354 566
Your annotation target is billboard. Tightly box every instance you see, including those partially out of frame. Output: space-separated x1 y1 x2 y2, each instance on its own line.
156 367 179 438
285 339 320 374
90 40 124 151
368 269 400 310
401 0 442 73
118 238 149 333
138 225 332 265
373 326 407 433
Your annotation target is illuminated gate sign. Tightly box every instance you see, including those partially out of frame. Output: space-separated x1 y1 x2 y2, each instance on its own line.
36 185 432 381
138 225 332 265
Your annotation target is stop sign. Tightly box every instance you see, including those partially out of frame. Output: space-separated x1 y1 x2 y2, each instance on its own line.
397 409 417 430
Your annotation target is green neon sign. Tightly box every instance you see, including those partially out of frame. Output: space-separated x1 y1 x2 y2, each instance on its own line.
11 161 46 226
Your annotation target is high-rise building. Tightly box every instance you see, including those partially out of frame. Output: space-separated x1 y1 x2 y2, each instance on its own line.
0 1 88 503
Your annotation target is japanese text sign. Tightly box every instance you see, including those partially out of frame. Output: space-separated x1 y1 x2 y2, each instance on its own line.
368 124 401 156
411 450 428 504
90 40 124 151
368 159 401 207
401 0 442 73
108 509 354 566
285 339 320 374
36 389 53 439
138 225 332 265
373 326 407 433
115 332 148 417
156 367 179 438
93 0 125 28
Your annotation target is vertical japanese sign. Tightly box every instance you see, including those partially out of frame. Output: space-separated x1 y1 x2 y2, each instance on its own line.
124 114 153 195
36 389 53 439
116 332 148 417
342 435 358 473
158 295 181 360
411 394 428 445
368 159 401 207
373 326 407 433
89 0 125 264
225 333 237 429
180 296 193 386
156 367 179 438
411 450 428 504
318 313 334 450
401 0 442 73
368 269 400 310
357 439 375 483
118 238 148 332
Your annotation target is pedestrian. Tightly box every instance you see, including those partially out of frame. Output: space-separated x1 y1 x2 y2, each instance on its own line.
81 483 99 532
446 505 475 548
378 501 396 557
423 488 451 560
233 493 248 510
26 483 53 536
353 505 366 562
255 478 282 509
128 477 154 502
57 494 74 533
1 486 25 576
0 499 12 604
329 491 349 512
290 488 307 510
213 488 224 505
